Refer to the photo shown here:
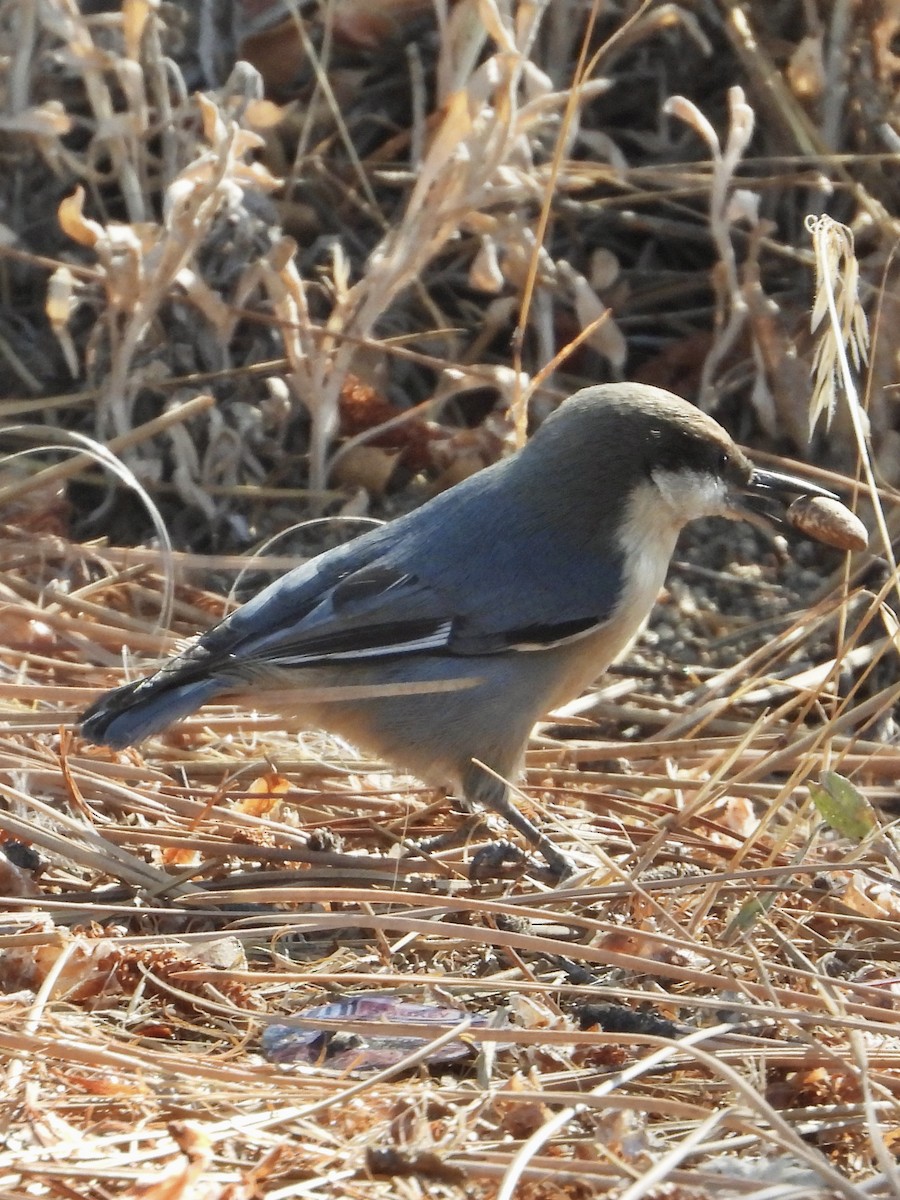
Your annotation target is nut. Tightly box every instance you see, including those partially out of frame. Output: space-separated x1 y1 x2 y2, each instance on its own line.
787 495 868 552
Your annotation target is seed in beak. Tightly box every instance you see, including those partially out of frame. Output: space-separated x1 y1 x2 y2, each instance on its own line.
787 495 868 551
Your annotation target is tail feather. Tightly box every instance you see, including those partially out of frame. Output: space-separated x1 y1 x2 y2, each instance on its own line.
80 675 225 750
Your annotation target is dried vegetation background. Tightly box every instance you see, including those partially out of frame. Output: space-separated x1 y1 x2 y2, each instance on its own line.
2 1 900 1196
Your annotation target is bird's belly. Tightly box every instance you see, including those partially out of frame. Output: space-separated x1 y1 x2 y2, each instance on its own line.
541 520 677 709
255 631 635 788
542 602 660 713
237 657 539 793
541 635 620 713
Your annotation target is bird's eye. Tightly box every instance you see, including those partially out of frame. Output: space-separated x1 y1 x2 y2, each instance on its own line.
717 451 730 473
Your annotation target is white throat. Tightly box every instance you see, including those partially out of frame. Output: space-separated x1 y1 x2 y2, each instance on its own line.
616 481 682 629
612 469 730 650
650 467 730 524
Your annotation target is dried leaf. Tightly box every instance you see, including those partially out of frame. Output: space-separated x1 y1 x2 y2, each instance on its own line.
0 101 72 138
787 34 826 100
331 444 402 496
45 266 80 377
236 772 290 817
58 188 102 248
122 0 151 59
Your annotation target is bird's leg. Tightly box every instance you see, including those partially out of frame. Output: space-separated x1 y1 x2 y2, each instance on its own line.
462 763 575 880
406 810 488 855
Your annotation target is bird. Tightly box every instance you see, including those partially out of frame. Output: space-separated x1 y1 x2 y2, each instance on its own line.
80 382 838 878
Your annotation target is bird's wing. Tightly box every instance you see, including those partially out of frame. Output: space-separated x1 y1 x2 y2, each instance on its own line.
226 564 455 667
79 504 630 751
192 550 621 679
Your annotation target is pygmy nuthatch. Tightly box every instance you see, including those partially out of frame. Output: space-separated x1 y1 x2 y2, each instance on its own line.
81 383 838 877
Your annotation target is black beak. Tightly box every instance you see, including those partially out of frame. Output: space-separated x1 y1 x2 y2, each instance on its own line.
730 465 840 528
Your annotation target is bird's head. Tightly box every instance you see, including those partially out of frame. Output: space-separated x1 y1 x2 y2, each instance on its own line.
531 383 836 540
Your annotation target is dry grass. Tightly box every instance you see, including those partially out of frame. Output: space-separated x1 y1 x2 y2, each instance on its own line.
2 2 900 1197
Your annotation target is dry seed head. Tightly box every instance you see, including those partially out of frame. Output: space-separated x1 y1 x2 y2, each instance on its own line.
806 214 870 437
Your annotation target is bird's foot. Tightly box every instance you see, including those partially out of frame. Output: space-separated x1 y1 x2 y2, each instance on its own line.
469 840 576 884
403 824 575 883
460 767 576 883
403 814 487 858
